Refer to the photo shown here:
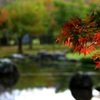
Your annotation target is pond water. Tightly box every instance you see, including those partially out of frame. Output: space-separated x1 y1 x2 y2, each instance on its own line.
0 55 100 100
0 72 100 100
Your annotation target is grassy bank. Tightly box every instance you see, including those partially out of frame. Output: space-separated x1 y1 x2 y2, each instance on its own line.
0 44 68 57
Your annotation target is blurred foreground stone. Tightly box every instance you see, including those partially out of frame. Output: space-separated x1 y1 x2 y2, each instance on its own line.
69 72 93 100
0 59 20 92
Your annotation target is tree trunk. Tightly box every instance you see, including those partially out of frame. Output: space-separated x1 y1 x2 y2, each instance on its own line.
29 34 33 50
17 36 23 54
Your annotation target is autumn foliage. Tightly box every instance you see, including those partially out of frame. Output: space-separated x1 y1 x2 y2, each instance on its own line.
0 9 9 25
56 9 100 69
0 9 9 32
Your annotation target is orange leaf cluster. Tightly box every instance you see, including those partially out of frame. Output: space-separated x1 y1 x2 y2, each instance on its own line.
56 10 100 69
0 9 9 26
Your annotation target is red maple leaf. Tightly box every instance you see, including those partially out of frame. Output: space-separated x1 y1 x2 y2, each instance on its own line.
64 37 72 47
95 61 100 69
79 45 96 57
79 47 91 57
74 44 82 53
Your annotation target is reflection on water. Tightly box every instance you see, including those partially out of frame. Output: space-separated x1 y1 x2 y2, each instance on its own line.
0 72 100 100
0 88 74 100
0 87 99 100
0 59 100 100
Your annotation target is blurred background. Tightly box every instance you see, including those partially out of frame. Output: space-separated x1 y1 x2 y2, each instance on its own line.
0 0 100 100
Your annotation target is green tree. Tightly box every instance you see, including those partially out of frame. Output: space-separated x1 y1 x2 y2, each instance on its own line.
5 1 39 53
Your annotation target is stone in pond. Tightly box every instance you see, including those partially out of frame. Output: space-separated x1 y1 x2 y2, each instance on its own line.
0 61 20 91
69 72 93 100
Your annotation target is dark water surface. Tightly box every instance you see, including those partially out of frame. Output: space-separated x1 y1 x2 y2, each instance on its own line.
0 60 100 100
